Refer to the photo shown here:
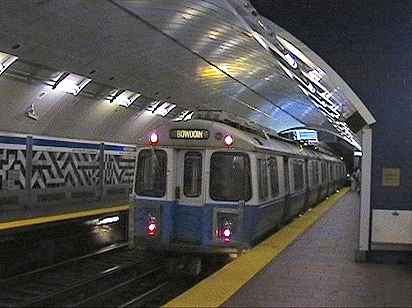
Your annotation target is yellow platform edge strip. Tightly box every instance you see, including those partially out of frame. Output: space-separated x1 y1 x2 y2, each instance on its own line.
0 204 130 231
163 187 350 308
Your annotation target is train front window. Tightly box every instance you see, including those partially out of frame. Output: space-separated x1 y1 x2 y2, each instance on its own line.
210 152 251 201
184 152 202 197
135 149 167 197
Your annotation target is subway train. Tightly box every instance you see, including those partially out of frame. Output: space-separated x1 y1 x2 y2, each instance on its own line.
129 111 347 272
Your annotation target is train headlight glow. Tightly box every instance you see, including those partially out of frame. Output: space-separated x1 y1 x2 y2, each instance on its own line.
147 222 157 235
146 213 158 236
223 134 234 146
223 228 231 237
219 220 233 243
146 220 158 236
221 226 232 242
149 132 159 146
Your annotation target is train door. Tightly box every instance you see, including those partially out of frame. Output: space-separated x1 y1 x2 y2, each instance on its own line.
284 156 290 194
319 161 328 200
172 150 205 243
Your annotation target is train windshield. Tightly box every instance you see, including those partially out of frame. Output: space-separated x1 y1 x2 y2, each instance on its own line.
210 152 251 201
135 149 167 197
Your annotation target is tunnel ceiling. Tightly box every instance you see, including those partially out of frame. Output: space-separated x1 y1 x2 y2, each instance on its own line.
0 0 375 154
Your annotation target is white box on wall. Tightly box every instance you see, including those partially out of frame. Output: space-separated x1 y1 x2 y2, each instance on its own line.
371 209 412 244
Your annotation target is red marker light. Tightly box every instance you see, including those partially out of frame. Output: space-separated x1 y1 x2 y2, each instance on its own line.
219 219 233 243
223 134 234 146
149 132 159 146
221 227 232 242
146 220 158 236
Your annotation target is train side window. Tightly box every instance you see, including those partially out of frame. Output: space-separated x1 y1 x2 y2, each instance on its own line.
184 152 202 197
293 160 305 191
312 161 319 186
257 158 268 201
209 152 251 201
269 157 279 197
309 160 314 187
321 162 327 183
135 149 167 197
319 162 323 184
329 164 333 181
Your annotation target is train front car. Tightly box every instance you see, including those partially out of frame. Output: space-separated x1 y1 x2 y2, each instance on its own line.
129 118 257 259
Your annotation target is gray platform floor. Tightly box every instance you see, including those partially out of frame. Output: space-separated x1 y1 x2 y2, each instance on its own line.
222 191 412 307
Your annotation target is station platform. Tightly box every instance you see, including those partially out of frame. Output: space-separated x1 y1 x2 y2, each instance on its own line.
164 188 412 307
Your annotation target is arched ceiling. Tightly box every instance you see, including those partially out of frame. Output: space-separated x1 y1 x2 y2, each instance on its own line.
0 0 375 153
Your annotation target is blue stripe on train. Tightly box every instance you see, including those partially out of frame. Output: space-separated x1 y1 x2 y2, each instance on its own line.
134 199 286 248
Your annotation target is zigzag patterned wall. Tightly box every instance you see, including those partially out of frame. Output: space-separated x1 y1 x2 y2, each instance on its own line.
0 149 26 191
104 154 136 185
0 139 137 192
31 151 100 189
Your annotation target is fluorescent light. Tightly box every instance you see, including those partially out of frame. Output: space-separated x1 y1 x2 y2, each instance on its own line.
97 216 120 225
306 69 325 82
147 100 176 117
252 31 269 50
257 20 273 35
283 52 298 69
174 110 193 121
108 90 141 107
0 52 18 75
51 72 91 95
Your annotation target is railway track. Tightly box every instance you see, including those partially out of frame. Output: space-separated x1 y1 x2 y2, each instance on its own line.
0 244 191 307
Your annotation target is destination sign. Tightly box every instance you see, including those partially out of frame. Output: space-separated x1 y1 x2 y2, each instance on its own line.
170 129 210 140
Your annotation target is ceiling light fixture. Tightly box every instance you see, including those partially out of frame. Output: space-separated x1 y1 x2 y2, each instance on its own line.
108 89 141 107
50 72 91 95
0 51 18 75
147 100 176 117
174 110 193 122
